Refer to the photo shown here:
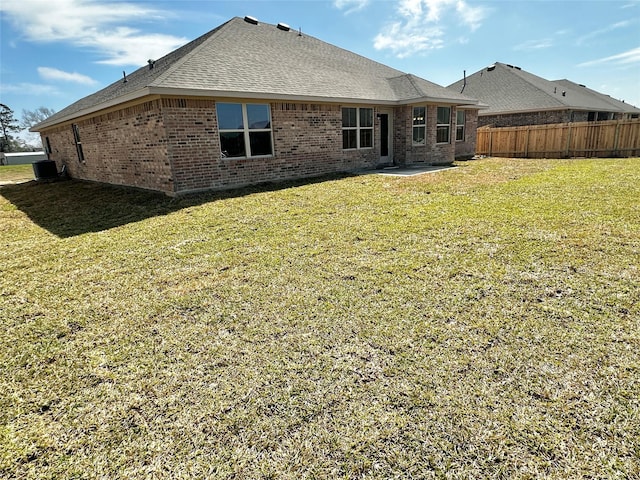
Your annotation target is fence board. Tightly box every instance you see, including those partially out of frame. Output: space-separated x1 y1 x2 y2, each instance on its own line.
477 119 640 158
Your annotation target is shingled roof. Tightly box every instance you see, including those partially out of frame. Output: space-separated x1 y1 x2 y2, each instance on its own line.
35 17 479 131
448 62 640 116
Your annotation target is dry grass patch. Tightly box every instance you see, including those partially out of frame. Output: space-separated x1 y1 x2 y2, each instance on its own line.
1 158 639 478
0 164 34 184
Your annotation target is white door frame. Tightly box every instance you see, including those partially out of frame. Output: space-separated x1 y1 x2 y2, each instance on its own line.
378 108 393 165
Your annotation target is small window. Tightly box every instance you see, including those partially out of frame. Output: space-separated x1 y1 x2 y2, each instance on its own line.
456 110 465 142
217 103 273 158
588 112 596 122
413 107 426 145
342 107 373 150
436 106 451 144
72 124 85 163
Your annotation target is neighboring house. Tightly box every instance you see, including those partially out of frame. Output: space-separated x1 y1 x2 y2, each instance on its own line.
448 62 640 128
32 16 480 195
0 151 47 165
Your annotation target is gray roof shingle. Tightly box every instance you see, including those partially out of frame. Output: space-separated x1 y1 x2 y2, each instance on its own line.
36 17 478 130
448 62 640 115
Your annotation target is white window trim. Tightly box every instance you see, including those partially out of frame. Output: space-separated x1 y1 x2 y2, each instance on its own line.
342 107 374 150
72 123 85 163
436 106 451 144
412 106 426 146
456 110 466 142
218 103 273 159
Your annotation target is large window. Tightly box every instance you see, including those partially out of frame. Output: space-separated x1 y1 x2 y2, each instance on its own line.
72 124 85 163
436 106 451 144
342 107 373 150
217 103 273 158
413 107 426 145
456 110 465 142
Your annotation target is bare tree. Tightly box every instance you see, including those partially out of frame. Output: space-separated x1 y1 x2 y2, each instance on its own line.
20 107 56 149
21 107 56 130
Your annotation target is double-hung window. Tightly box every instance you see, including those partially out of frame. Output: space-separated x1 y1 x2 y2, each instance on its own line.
436 106 451 144
413 107 426 145
342 107 373 149
456 110 465 142
217 103 273 158
72 124 85 163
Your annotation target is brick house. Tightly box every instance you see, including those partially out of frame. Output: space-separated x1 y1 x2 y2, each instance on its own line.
33 16 481 195
448 62 640 128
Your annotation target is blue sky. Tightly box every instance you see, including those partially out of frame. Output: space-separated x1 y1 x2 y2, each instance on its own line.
1 0 639 142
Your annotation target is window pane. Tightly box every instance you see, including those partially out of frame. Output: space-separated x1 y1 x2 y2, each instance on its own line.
342 108 357 127
437 125 450 143
413 126 425 145
437 106 450 125
220 131 246 157
217 103 244 130
249 131 272 156
360 108 373 128
247 104 271 129
457 110 465 125
456 126 464 141
360 128 372 148
343 130 357 149
413 107 425 126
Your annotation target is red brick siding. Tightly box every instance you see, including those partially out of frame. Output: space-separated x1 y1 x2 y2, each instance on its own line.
163 101 382 193
40 100 174 193
455 108 478 159
395 105 455 165
38 97 469 194
161 98 220 192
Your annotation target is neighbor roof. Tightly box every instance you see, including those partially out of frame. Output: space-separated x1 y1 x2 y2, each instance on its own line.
34 17 479 131
448 62 640 116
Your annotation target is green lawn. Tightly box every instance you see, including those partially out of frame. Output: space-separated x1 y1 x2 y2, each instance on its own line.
0 164 35 184
1 158 638 478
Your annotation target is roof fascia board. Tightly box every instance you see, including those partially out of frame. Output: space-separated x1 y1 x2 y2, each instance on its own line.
32 87 481 131
476 106 616 116
31 87 152 131
147 87 399 105
148 87 480 107
399 96 480 106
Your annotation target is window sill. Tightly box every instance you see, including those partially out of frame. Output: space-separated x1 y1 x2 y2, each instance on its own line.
221 155 274 160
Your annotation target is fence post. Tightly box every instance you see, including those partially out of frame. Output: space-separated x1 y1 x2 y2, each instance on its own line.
489 129 493 156
613 120 621 157
564 123 572 158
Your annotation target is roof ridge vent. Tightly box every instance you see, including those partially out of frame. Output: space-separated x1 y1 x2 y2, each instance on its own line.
487 64 496 72
244 16 259 25
277 22 291 31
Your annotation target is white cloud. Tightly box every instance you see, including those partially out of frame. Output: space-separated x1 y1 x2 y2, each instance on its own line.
0 83 60 96
578 47 640 67
334 0 369 13
38 67 98 85
374 22 444 58
455 0 486 31
0 0 188 66
373 0 489 57
513 38 554 51
576 20 633 46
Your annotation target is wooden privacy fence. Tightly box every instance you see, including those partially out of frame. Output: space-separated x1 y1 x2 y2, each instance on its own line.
476 119 640 158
